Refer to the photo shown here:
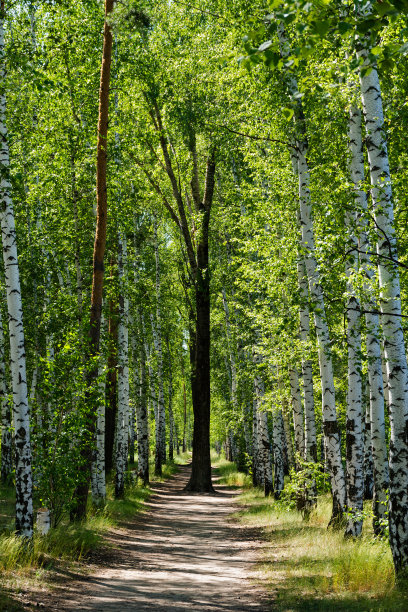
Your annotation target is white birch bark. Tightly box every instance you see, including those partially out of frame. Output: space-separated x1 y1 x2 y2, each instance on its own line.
357 41 408 565
222 287 239 411
0 307 12 483
278 24 346 520
115 233 129 498
252 393 261 486
91 364 106 504
363 402 374 500
348 102 389 532
289 367 304 464
381 343 390 412
344 104 365 537
254 372 273 495
166 336 174 461
282 400 294 471
151 219 166 472
150 313 165 474
297 145 347 522
136 311 149 484
297 261 317 464
273 408 285 499
345 297 364 537
0 15 33 537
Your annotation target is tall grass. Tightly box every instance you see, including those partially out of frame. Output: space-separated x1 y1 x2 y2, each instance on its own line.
212 454 252 488
226 461 408 611
0 452 190 574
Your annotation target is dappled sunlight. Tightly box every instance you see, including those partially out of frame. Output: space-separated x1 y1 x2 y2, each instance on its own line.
53 464 268 611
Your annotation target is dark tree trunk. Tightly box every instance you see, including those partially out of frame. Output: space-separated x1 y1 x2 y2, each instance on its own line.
185 203 214 492
145 108 216 492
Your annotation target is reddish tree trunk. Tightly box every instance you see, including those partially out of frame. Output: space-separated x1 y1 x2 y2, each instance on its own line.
71 0 114 520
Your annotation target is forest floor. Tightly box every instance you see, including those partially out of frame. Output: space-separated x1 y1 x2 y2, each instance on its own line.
13 463 270 611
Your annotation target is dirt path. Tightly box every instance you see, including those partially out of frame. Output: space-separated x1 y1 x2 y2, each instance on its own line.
42 464 269 611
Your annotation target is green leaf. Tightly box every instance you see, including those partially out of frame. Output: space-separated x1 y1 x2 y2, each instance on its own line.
258 40 273 52
374 1 395 16
282 107 294 121
338 21 353 35
313 20 331 36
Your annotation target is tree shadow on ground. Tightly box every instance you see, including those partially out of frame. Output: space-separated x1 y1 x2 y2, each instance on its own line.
0 586 24 611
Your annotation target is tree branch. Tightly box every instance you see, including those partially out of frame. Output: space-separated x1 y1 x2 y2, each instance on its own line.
210 122 299 151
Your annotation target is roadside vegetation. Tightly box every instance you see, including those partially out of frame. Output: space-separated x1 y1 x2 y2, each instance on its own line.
213 456 408 611
0 453 190 611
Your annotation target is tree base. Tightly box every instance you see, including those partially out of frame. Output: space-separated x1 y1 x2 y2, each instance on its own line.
184 475 215 493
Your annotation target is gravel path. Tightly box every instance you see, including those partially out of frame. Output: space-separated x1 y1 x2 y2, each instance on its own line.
43 464 269 611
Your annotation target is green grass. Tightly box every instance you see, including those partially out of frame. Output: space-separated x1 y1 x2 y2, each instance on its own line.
227 465 408 611
0 450 190 600
211 453 252 489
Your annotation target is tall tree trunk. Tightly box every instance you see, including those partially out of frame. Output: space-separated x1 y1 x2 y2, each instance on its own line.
273 409 285 500
282 398 295 471
348 101 389 533
297 147 346 525
186 256 213 490
253 351 273 495
0 308 12 484
150 313 165 475
348 99 389 532
0 8 33 537
345 109 364 537
147 116 215 491
166 336 174 461
151 219 166 474
71 0 114 520
185 158 215 491
115 233 129 499
135 310 149 484
357 39 408 568
363 402 374 500
105 292 118 473
297 260 317 466
182 378 187 453
91 361 106 505
279 25 346 524
128 400 136 465
252 394 260 486
289 367 304 465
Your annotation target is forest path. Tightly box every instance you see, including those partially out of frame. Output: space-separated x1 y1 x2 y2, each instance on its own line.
44 464 270 611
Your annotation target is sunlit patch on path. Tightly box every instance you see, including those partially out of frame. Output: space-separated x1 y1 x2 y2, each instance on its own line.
46 464 269 611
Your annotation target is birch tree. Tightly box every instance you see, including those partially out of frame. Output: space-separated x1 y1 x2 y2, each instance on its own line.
348 101 389 533
0 307 12 484
0 5 33 536
355 3 408 569
278 25 346 523
115 233 129 498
